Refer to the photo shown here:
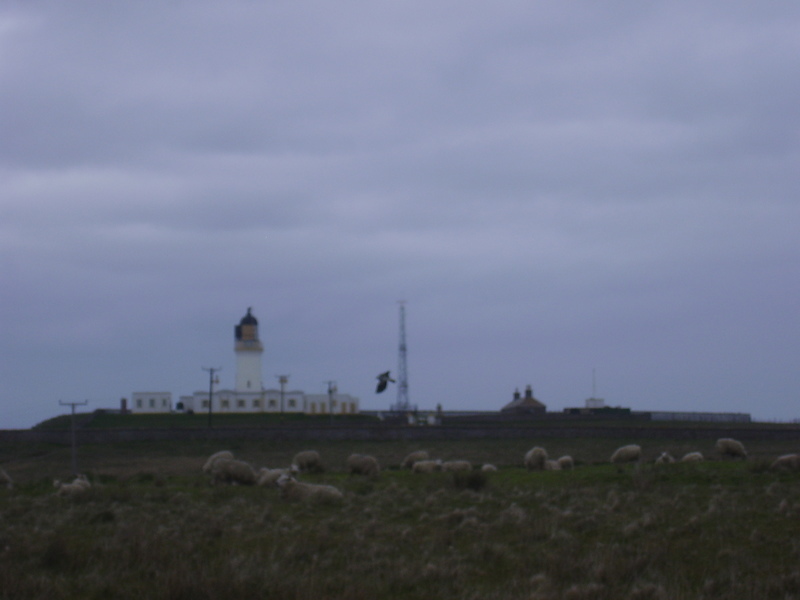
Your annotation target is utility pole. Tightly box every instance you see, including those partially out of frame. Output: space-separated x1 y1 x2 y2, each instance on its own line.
202 367 221 428
276 374 289 414
59 400 88 475
325 380 337 424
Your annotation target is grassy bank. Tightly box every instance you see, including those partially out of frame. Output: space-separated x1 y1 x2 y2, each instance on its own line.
33 411 380 430
0 437 799 599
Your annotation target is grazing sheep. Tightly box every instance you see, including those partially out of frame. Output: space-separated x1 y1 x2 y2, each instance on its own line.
202 450 234 474
770 453 800 471
54 474 91 497
257 467 291 487
346 454 381 476
544 459 562 471
412 459 442 473
276 474 343 504
481 464 498 472
210 458 257 485
292 450 324 473
716 438 747 459
0 468 13 490
524 447 548 471
401 450 430 469
556 455 574 470
655 452 676 465
681 451 704 462
442 460 472 472
610 444 642 464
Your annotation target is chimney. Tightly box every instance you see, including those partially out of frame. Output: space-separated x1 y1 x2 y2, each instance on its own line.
525 385 533 400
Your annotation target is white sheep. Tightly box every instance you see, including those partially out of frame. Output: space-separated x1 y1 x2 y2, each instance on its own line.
770 453 800 471
412 459 443 473
442 460 472 472
276 473 343 504
610 444 642 464
0 468 13 490
481 464 498 472
716 438 747 459
655 452 675 465
524 447 548 471
556 455 574 470
202 450 234 474
257 467 291 487
401 450 430 469
210 458 257 485
680 451 704 462
544 459 562 471
292 450 324 473
346 454 380 476
54 474 91 497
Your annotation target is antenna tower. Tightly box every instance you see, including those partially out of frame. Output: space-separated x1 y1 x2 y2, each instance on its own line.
391 301 415 413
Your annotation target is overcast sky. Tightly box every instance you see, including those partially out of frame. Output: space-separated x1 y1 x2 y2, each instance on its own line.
2 2 799 429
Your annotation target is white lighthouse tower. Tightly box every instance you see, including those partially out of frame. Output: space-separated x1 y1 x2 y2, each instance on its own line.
234 307 264 392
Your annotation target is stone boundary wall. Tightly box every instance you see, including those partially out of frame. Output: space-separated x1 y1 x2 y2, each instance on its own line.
1 423 798 445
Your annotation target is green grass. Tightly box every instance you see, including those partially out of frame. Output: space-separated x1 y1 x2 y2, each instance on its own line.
1 438 798 599
34 411 380 430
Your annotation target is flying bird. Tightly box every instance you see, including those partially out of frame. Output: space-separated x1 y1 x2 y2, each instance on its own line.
375 371 396 393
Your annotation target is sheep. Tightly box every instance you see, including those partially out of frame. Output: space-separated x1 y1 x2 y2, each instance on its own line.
401 450 430 469
524 447 548 471
257 467 291 487
209 458 257 485
716 438 747 460
544 460 562 471
556 455 574 470
276 473 343 504
0 468 13 490
481 464 498 472
442 460 472 472
202 450 234 474
770 453 800 471
681 451 704 462
610 444 642 464
292 450 324 473
412 459 442 473
655 452 675 465
54 474 91 497
346 454 380 476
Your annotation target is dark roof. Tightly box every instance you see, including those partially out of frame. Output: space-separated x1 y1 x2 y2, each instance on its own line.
500 387 546 413
239 307 258 326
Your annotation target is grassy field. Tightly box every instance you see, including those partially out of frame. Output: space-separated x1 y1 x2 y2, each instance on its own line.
1 436 799 599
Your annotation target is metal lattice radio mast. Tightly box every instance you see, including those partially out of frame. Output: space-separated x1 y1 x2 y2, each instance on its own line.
391 301 414 413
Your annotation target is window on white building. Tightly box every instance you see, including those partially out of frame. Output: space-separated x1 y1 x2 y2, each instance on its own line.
136 399 142 408
237 399 245 408
269 399 276 408
253 400 260 408
288 399 296 408
201 400 209 408
149 398 155 408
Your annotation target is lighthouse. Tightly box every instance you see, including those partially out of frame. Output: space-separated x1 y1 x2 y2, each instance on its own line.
234 307 264 392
